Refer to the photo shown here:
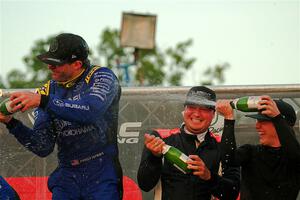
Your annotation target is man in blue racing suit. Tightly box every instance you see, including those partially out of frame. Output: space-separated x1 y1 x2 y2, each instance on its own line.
0 33 123 200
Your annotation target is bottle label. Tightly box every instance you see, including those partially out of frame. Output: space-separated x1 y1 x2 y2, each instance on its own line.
247 96 260 109
5 101 14 113
179 153 190 163
163 145 192 174
162 145 171 154
0 99 13 115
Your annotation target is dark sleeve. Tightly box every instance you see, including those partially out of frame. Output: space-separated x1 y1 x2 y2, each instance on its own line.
272 114 300 162
221 119 253 166
137 131 163 192
210 120 240 199
216 142 255 200
5 108 57 157
210 165 240 200
272 114 300 184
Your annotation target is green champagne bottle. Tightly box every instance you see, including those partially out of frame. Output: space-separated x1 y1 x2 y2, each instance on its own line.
162 144 192 174
0 98 14 115
230 96 261 112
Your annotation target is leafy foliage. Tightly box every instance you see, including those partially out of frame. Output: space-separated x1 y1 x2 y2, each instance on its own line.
97 28 196 86
201 62 230 85
0 76 6 89
3 28 229 88
7 36 55 88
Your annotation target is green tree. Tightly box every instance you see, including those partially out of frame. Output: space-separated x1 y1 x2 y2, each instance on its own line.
97 28 196 86
7 36 54 88
201 62 230 85
0 76 6 89
5 28 229 88
165 39 195 86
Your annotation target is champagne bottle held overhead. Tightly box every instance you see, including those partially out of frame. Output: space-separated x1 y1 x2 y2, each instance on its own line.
0 98 14 115
162 144 192 174
230 96 261 112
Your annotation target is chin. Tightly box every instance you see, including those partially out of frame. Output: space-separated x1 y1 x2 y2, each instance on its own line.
191 127 206 134
259 139 266 145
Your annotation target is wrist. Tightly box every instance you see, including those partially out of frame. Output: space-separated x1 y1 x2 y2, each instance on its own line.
224 109 236 120
204 169 211 180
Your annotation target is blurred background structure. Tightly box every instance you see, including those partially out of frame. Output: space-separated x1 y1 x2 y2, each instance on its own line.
1 0 299 88
0 0 299 199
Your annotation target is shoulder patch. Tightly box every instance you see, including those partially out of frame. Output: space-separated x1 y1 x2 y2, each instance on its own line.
154 128 180 139
35 80 50 95
85 66 101 83
209 132 221 143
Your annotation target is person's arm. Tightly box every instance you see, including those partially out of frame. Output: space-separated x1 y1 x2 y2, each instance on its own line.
211 119 240 200
137 132 164 192
258 96 300 161
5 108 56 157
272 115 300 161
9 67 120 124
210 163 240 200
137 146 163 192
217 100 252 166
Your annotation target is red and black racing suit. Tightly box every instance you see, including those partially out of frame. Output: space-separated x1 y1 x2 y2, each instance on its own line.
137 122 240 200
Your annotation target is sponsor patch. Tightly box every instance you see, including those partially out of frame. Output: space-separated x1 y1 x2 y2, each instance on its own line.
85 66 101 83
53 99 64 107
36 80 50 95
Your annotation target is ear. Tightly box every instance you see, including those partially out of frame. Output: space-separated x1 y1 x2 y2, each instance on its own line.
72 60 83 70
182 106 187 116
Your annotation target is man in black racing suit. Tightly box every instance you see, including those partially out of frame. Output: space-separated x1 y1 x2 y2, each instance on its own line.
217 96 300 200
137 86 240 200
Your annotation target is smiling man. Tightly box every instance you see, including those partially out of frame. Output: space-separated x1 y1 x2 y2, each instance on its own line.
137 86 240 200
217 96 300 200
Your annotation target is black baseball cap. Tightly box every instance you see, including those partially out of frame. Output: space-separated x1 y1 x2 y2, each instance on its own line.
184 86 216 109
246 99 296 126
37 33 89 66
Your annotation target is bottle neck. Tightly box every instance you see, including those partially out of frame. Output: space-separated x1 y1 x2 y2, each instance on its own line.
162 144 171 154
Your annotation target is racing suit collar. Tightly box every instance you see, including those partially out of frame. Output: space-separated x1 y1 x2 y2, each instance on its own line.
58 67 86 88
180 124 215 149
183 126 206 143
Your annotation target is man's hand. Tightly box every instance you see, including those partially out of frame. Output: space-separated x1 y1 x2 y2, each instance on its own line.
144 133 165 157
9 92 41 112
0 112 13 123
187 155 211 180
258 95 280 118
216 99 234 120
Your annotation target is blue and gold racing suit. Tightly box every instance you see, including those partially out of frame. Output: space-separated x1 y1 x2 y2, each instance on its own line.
6 65 122 200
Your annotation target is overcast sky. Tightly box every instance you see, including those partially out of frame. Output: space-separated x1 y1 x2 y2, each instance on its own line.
0 0 299 86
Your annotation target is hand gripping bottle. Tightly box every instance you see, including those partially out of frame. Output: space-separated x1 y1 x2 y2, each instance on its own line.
0 98 14 115
162 144 192 174
230 96 261 112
